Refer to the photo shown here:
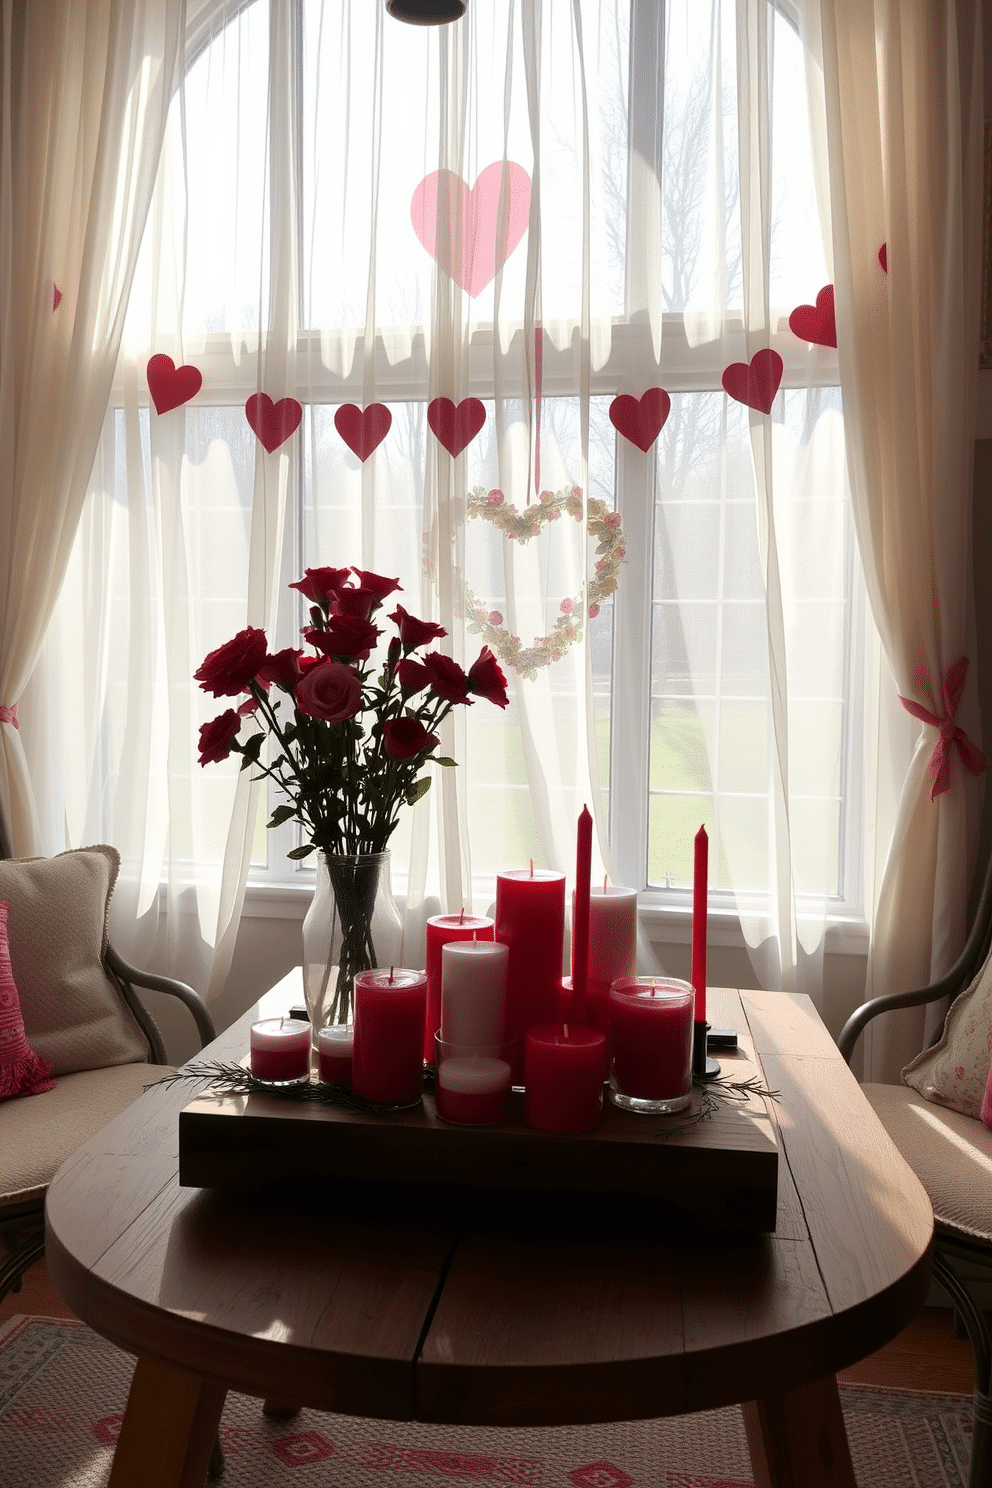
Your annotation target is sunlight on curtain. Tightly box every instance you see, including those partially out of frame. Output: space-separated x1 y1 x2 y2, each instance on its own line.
50 0 863 1011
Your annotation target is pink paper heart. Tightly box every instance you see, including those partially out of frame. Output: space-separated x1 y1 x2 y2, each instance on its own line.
608 388 671 452
428 397 486 457
334 403 392 461
52 282 63 312
147 354 203 415
411 162 531 297
721 349 784 415
245 393 303 453
879 242 888 272
788 285 836 348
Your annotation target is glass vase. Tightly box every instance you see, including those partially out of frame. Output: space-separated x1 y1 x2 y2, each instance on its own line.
302 851 403 1031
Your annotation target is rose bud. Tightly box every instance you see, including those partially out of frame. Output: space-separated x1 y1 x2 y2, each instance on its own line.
396 657 430 695
351 568 402 605
388 604 447 652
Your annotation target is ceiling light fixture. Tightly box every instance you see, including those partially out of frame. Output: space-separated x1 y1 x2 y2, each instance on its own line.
385 1 467 23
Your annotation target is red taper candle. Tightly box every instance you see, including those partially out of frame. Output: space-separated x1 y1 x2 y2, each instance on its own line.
691 824 708 1025
571 805 593 1022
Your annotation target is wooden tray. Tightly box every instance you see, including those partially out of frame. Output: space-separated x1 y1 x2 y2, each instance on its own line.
179 1055 779 1233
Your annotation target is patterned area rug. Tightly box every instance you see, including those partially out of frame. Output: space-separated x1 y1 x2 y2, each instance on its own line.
0 1314 975 1488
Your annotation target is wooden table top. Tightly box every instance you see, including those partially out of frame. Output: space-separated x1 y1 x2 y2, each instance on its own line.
45 983 934 1430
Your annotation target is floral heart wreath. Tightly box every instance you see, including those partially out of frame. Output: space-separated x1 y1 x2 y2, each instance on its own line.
430 485 627 681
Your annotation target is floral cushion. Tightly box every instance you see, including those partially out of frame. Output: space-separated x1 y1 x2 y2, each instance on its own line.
902 947 992 1118
0 900 56 1101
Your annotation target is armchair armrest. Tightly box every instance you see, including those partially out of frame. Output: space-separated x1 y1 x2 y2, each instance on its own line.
838 846 992 1067
104 944 217 1064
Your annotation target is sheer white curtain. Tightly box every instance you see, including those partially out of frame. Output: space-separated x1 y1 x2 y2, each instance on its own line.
813 0 985 1078
0 0 183 856
46 0 866 1020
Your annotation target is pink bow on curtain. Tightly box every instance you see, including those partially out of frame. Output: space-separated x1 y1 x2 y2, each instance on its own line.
899 657 988 801
0 706 17 729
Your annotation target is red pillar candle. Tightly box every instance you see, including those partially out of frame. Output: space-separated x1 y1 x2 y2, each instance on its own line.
424 912 495 1060
523 1024 606 1133
316 1024 354 1084
352 968 427 1107
608 977 694 1114
496 868 566 1069
249 1018 311 1084
691 825 708 1026
570 807 593 1023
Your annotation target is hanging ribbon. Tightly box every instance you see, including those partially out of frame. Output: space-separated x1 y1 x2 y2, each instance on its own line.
0 705 18 729
899 657 988 801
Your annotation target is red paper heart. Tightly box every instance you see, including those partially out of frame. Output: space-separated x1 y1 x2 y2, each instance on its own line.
879 242 888 272
411 162 531 297
721 349 783 415
427 397 486 457
245 393 303 453
334 403 392 461
52 282 62 312
147 354 203 416
788 285 836 348
608 388 671 452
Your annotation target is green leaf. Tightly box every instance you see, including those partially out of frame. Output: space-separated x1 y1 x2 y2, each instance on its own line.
406 775 432 806
435 757 458 767
267 803 298 828
287 843 316 860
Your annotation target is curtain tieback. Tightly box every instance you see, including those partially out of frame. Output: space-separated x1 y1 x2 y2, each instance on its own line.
0 705 18 729
899 656 988 801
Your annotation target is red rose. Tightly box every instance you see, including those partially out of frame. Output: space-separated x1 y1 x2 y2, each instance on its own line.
351 568 401 604
197 709 242 765
194 627 268 696
259 648 302 687
396 656 430 695
289 567 352 605
388 604 447 652
382 717 439 759
304 616 380 660
422 652 472 704
467 647 509 708
332 586 378 620
295 662 363 721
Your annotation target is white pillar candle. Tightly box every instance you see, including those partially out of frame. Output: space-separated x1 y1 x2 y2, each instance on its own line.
588 885 638 989
440 939 509 1051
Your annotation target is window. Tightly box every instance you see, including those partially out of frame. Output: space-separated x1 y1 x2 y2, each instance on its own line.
55 0 866 944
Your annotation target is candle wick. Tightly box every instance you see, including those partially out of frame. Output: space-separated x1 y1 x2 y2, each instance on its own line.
529 858 534 877
603 874 608 892
389 966 395 983
459 906 465 923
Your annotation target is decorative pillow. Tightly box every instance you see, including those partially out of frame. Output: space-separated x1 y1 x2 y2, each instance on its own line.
982 1062 992 1130
902 945 992 1118
0 847 149 1076
0 900 56 1100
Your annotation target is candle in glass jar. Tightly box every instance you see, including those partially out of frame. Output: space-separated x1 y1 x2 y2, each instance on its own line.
609 976 694 1114
249 1018 311 1083
424 912 495 1060
352 968 427 1106
435 1051 512 1125
441 939 508 1051
316 1024 354 1084
524 1023 606 1133
496 867 566 1064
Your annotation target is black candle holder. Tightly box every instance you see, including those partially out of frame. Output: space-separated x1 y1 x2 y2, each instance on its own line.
692 1020 720 1079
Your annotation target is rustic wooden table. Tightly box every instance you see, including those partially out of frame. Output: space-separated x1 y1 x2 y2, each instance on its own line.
45 982 933 1488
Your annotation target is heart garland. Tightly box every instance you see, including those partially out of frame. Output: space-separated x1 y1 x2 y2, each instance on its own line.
788 285 836 348
721 349 784 415
411 163 531 297
334 403 392 461
147 355 203 415
427 396 486 457
245 393 303 453
459 485 627 680
609 388 671 451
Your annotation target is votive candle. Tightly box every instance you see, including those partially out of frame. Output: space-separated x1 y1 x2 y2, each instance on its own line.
524 1023 606 1134
249 1018 311 1083
316 1024 354 1084
609 976 694 1114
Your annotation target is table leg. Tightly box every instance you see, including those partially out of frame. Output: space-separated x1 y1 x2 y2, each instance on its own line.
742 1374 857 1488
108 1354 227 1488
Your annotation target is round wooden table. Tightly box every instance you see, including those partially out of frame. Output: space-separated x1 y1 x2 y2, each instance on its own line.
45 983 933 1488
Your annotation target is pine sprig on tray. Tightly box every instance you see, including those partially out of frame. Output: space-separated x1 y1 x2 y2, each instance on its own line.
148 1062 402 1117
653 1073 780 1140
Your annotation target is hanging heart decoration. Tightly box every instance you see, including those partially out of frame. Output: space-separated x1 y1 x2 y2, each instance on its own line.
457 486 626 680
334 403 392 461
52 283 63 312
609 388 671 451
788 285 837 348
147 354 203 416
411 162 532 297
245 393 303 453
879 243 888 272
721 349 783 415
428 396 486 457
